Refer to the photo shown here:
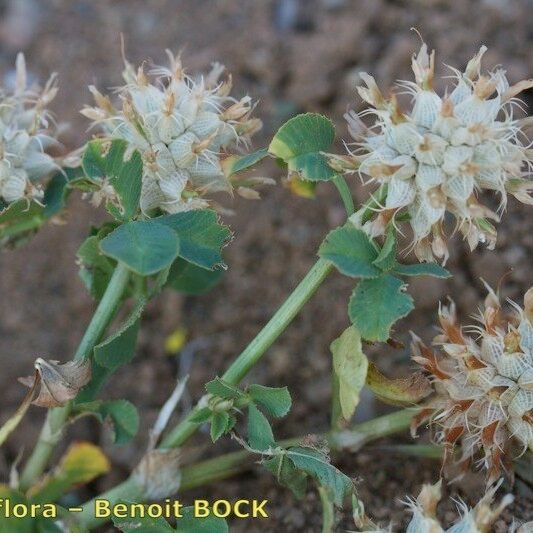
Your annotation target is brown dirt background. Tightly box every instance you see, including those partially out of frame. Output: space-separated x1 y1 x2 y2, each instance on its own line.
0 0 531 531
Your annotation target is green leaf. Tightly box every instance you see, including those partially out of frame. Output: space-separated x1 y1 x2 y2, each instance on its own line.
206 378 245 400
0 487 35 533
94 301 144 372
373 226 396 271
318 486 335 533
392 262 451 278
348 275 414 342
330 326 368 421
82 139 143 221
42 168 81 218
176 506 229 533
189 407 213 424
74 400 140 445
28 442 109 503
263 454 308 499
319 226 380 278
222 148 268 177
100 220 180 276
166 258 224 295
156 210 231 269
77 235 116 300
247 403 275 451
247 384 292 418
286 446 353 507
210 411 230 442
269 113 337 182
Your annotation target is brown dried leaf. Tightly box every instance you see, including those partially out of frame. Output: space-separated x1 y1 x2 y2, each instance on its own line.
18 358 91 407
366 362 432 407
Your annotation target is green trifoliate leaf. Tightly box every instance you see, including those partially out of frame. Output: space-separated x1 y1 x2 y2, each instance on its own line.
94 301 144 372
247 384 292 418
330 326 368 421
210 411 231 442
263 454 308 499
247 403 275 451
82 139 143 221
221 148 268 177
166 258 224 295
349 275 414 342
42 167 83 218
206 377 245 400
285 446 353 507
77 235 116 299
392 262 451 278
100 220 180 276
372 226 397 271
319 226 380 278
76 301 143 401
269 113 337 182
156 209 231 270
74 400 140 445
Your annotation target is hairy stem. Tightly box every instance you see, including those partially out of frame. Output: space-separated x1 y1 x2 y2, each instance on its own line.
19 263 131 490
79 409 415 528
160 257 333 448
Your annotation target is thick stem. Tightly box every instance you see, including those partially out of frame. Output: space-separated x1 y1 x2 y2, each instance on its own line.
19 263 131 491
160 257 333 449
79 409 415 529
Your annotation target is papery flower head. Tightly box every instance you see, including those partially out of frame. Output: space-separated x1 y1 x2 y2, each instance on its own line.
412 285 533 485
344 43 533 263
354 479 521 532
81 50 261 215
0 53 60 206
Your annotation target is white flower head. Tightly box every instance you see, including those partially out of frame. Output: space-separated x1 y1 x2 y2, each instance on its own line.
81 50 261 215
355 479 517 532
0 53 60 205
412 286 533 485
346 43 533 263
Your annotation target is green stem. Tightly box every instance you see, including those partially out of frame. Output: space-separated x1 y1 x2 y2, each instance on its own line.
78 409 415 529
332 175 355 216
160 257 333 448
19 263 131 491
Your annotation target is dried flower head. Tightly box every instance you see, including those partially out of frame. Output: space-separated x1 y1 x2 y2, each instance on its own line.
412 286 533 485
354 479 519 532
0 53 60 205
81 50 261 215
345 43 533 263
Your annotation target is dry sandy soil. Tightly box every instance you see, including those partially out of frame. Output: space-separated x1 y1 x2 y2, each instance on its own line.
0 0 532 531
